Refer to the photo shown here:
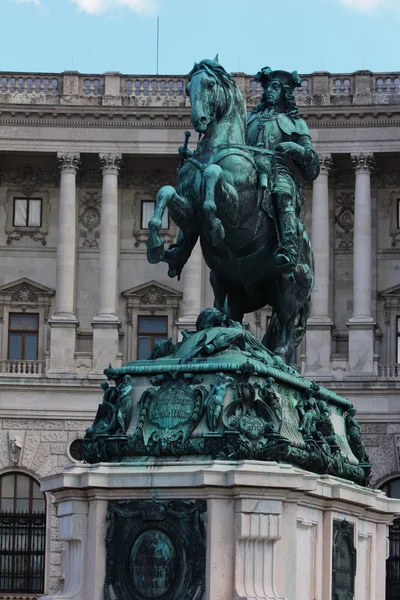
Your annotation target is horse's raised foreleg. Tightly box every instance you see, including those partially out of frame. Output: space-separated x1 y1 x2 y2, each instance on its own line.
147 185 194 265
203 165 239 246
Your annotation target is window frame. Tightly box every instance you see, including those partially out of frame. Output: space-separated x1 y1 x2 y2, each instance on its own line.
396 316 400 364
12 197 43 228
140 200 169 230
8 312 39 361
137 315 168 360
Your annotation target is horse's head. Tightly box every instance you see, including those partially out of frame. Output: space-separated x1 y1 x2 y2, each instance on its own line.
186 57 245 135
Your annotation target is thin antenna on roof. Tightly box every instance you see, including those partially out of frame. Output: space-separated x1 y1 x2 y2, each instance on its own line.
156 16 160 75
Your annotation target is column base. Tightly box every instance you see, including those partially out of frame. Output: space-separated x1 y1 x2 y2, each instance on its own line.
345 319 377 380
47 315 79 378
304 318 334 381
89 317 121 378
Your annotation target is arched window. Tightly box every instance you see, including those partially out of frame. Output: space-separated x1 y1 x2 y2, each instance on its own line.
381 477 400 600
0 472 46 594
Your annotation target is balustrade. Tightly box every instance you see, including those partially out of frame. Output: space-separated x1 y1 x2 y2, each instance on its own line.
378 364 400 379
0 360 44 376
0 74 60 95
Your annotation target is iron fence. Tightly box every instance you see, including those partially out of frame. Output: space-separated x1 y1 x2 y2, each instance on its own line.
0 511 45 594
387 517 400 600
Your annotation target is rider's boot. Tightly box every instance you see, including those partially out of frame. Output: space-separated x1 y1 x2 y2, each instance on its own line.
274 194 298 271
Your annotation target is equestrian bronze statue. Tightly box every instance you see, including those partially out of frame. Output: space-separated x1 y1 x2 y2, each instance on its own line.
147 57 320 362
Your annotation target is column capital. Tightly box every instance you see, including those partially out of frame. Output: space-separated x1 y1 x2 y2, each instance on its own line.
99 153 122 174
318 154 333 175
57 152 80 174
351 152 375 174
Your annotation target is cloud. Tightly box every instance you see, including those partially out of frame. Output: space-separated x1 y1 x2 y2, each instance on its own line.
338 0 398 12
68 0 158 15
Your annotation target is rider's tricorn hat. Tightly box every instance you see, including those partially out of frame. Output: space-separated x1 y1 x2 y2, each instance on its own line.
255 66 302 90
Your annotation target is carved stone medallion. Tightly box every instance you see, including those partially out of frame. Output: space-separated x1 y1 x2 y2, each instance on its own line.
104 499 206 600
78 191 101 249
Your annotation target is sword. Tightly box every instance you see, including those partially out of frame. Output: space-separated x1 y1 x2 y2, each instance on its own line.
177 130 191 172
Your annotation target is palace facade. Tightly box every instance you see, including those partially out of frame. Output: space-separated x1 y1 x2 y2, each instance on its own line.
0 69 399 597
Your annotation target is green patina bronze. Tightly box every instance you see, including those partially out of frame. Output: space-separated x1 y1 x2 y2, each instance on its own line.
82 59 371 488
147 57 318 361
82 309 370 486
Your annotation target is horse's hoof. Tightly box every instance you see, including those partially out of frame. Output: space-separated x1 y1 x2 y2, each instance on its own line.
147 236 165 264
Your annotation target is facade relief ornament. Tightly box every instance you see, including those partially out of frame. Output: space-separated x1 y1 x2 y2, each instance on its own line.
119 169 176 190
11 283 38 304
99 153 122 175
334 191 354 251
77 168 102 189
78 191 101 249
0 166 59 196
57 152 80 174
140 285 167 306
351 152 375 174
333 170 355 189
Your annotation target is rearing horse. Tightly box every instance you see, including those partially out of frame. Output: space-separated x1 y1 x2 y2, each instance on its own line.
147 58 314 361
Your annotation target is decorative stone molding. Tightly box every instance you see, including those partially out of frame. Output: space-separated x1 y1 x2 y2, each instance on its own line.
99 152 122 174
334 191 354 251
5 188 51 246
351 152 375 174
132 191 178 248
78 190 101 249
235 498 284 600
57 152 80 174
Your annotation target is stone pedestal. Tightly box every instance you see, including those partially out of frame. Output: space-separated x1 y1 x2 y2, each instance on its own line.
41 460 400 600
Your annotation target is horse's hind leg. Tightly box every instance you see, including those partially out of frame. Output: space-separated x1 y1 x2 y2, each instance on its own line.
203 165 239 246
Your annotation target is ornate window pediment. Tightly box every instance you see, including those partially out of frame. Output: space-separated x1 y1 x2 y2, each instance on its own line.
132 192 177 249
122 280 182 314
379 284 400 317
122 281 182 362
0 278 55 316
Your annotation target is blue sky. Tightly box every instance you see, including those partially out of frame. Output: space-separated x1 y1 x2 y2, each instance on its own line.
2 0 400 75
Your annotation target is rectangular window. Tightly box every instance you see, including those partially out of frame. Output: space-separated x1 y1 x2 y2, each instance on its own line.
8 313 39 361
137 315 168 360
141 201 169 230
13 198 42 227
397 199 400 229
397 317 400 363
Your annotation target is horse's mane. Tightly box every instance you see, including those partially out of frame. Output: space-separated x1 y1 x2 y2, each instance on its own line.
188 59 246 127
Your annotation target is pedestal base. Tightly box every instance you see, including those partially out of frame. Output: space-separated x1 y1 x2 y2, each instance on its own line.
41 460 400 600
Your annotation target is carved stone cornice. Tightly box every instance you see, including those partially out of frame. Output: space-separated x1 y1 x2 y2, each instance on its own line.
0 166 59 195
318 154 333 175
99 153 122 175
57 152 80 174
351 153 375 174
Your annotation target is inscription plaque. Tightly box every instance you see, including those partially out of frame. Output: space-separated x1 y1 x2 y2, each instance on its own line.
104 499 206 600
332 519 357 600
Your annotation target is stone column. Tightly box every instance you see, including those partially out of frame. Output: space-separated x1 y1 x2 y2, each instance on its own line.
347 153 376 378
176 240 203 335
47 153 80 377
305 155 334 380
90 153 122 377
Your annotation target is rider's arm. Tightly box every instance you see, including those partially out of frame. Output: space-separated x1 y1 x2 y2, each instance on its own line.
292 134 320 181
